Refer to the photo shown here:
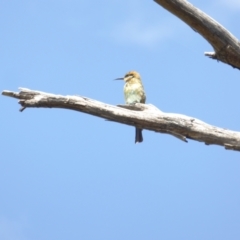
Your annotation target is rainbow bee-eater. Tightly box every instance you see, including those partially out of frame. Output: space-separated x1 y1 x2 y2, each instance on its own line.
116 71 146 143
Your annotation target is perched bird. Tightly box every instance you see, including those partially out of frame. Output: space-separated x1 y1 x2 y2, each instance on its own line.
116 71 146 143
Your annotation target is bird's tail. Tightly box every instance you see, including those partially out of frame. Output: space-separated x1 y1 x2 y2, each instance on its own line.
135 128 143 143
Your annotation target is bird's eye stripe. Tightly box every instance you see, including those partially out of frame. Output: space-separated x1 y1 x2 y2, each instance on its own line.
125 74 133 77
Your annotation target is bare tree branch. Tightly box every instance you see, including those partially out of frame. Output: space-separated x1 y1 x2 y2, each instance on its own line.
2 88 240 151
154 0 240 70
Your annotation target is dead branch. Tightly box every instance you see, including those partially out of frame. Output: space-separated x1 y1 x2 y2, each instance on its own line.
154 0 240 70
2 88 240 151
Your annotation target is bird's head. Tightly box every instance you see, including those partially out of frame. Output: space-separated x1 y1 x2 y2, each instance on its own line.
115 71 141 82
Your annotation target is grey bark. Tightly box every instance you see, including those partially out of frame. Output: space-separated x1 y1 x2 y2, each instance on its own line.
154 0 240 69
2 88 240 151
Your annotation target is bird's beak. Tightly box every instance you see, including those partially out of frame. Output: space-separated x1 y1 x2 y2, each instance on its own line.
115 77 124 80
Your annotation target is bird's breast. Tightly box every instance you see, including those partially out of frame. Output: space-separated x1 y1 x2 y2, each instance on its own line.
124 82 145 104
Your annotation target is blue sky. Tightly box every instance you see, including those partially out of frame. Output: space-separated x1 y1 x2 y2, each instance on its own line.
1 0 240 239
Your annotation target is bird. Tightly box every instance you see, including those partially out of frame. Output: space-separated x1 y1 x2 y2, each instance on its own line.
115 71 146 143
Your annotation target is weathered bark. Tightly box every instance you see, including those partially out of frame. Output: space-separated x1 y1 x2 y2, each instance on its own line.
2 88 240 151
154 0 240 70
